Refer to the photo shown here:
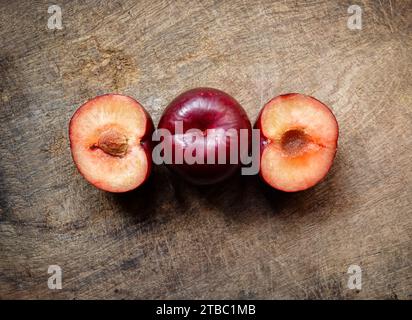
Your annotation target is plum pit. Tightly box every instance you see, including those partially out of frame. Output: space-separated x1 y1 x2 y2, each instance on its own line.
96 128 129 157
280 129 310 157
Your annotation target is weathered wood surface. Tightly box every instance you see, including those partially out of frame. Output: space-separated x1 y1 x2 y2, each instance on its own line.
0 0 411 299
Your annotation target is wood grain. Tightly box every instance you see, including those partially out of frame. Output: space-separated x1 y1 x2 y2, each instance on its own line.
0 0 411 299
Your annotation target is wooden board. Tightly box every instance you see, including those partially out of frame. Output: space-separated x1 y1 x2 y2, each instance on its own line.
0 0 411 299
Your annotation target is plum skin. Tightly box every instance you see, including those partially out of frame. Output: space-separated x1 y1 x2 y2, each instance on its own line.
158 87 252 185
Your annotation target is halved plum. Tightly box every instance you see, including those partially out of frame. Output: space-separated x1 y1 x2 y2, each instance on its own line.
255 93 339 192
69 94 154 192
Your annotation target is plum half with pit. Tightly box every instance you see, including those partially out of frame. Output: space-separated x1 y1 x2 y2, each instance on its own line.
69 94 154 192
255 93 339 192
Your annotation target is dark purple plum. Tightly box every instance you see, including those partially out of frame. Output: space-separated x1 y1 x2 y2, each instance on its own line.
158 88 251 185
